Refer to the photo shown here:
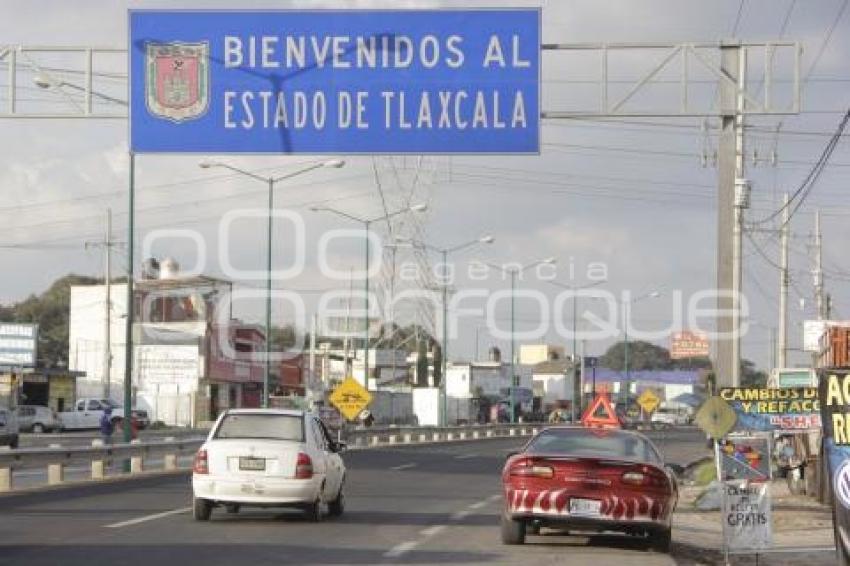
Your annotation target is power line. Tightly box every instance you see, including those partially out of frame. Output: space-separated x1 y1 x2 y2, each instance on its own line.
749 108 850 226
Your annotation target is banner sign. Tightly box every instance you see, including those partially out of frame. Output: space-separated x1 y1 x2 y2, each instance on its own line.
818 369 850 561
720 435 771 481
722 480 772 551
129 9 541 154
0 323 38 367
719 387 821 431
670 330 709 359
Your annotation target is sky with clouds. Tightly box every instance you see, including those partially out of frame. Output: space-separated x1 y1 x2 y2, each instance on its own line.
2 0 850 372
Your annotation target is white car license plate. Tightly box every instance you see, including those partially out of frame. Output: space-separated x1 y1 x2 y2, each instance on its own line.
569 498 601 517
239 457 266 471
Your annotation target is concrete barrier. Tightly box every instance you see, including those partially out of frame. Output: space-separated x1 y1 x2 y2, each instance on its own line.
130 439 144 473
91 439 105 480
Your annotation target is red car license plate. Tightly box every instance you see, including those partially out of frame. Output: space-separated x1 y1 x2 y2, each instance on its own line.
569 498 601 517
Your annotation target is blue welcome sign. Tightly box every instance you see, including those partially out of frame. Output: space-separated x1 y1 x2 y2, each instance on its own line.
129 9 540 154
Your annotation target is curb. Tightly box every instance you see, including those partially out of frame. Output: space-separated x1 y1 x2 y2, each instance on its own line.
671 540 723 564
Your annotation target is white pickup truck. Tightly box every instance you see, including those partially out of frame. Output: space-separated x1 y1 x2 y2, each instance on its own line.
58 398 149 431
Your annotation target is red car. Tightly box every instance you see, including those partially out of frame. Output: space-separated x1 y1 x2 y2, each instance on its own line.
500 426 678 552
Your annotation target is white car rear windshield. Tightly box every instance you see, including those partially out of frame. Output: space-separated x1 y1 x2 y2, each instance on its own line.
214 413 304 441
526 429 662 465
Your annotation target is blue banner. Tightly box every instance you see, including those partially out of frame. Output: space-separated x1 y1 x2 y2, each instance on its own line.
719 387 822 432
129 10 540 154
819 370 850 562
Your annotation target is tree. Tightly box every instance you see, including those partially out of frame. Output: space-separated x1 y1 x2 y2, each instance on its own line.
740 359 767 387
599 340 714 372
4 274 100 368
599 340 672 371
268 325 301 351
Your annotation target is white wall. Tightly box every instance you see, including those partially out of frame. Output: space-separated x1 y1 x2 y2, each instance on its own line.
68 284 128 403
533 372 572 405
412 387 440 426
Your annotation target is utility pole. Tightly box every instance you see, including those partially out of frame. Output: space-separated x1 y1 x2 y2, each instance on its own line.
343 268 353 376
309 314 317 405
778 194 790 369
85 208 120 399
731 48 749 388
814 210 825 320
716 41 747 388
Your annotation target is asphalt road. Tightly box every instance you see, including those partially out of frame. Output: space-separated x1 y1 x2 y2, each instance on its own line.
0 429 709 565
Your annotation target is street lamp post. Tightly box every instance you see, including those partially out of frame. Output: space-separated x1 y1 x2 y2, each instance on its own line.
199 159 345 408
310 204 428 390
543 279 607 418
486 258 556 423
395 235 494 426
620 290 661 407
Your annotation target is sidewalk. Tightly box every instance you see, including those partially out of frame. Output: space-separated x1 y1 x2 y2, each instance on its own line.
672 479 837 564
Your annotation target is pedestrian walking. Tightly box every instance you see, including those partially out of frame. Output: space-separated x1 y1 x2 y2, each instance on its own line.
100 406 115 445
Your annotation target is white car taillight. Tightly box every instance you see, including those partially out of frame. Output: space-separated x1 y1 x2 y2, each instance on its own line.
193 449 209 475
295 452 313 479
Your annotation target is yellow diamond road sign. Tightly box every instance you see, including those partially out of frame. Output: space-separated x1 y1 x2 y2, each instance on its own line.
637 389 661 414
329 377 373 422
695 396 738 440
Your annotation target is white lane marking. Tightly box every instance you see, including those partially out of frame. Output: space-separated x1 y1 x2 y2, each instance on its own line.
104 507 191 528
454 453 478 460
450 509 471 521
487 494 501 503
390 463 417 471
383 540 419 558
420 524 447 537
469 501 487 510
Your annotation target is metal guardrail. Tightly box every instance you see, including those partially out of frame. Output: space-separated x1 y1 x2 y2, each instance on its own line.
0 436 205 492
0 423 540 492
344 423 539 447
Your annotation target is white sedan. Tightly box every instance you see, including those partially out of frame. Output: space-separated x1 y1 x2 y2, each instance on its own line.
192 408 346 521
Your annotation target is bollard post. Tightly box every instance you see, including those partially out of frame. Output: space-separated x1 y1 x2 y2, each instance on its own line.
130 439 143 474
0 466 11 491
403 433 412 444
473 430 480 439
47 443 64 485
459 431 467 440
487 429 494 438
419 433 427 443
432 432 441 442
370 435 380 446
163 437 177 471
509 429 517 437
91 439 105 480
388 435 397 445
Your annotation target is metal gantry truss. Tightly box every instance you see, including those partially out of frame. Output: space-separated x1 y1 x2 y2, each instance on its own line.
542 41 800 117
0 41 801 118
0 45 126 118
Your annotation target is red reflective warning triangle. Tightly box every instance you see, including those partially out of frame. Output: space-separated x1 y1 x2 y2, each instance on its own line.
580 392 621 429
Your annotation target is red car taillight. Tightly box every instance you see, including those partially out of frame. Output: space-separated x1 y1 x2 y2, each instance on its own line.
508 457 555 479
295 452 313 479
192 449 209 475
621 466 667 488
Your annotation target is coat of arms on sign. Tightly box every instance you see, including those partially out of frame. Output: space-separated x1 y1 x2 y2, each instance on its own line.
145 42 209 122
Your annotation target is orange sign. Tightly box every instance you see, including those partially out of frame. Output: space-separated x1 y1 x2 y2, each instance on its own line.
670 330 710 359
580 392 621 429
